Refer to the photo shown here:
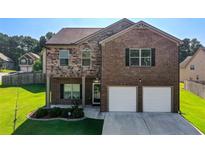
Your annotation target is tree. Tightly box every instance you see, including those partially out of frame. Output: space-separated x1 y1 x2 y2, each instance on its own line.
179 38 203 62
46 32 55 40
33 59 42 72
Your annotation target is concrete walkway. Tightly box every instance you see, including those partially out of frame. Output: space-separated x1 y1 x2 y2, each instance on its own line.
102 112 201 135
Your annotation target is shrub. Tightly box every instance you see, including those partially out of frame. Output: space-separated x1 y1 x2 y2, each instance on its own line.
48 107 62 118
33 59 42 71
35 108 48 118
61 108 72 118
71 105 84 118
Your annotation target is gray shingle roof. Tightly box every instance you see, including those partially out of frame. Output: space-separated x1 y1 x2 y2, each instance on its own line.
46 28 102 45
0 52 13 62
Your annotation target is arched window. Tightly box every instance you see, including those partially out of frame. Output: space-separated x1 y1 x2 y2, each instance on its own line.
82 48 91 66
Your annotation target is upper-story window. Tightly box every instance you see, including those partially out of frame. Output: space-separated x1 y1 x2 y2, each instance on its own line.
20 58 27 65
28 58 33 65
190 65 195 70
82 48 91 66
128 48 152 67
59 50 70 66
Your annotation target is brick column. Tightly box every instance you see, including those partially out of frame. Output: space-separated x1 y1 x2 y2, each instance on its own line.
82 76 85 107
46 75 50 108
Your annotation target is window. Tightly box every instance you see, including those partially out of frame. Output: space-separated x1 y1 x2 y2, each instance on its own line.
20 58 27 64
28 59 33 65
82 48 91 66
59 50 70 66
63 84 80 100
190 65 195 70
129 48 151 66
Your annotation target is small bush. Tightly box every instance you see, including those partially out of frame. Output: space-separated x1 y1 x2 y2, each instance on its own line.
35 108 48 118
48 107 62 118
61 108 72 118
71 105 84 118
33 107 84 119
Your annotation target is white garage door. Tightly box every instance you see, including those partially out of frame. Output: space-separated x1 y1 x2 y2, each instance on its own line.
109 87 137 112
143 87 171 112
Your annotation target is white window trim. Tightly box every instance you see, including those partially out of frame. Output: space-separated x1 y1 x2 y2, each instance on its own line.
129 48 152 67
64 84 80 100
59 49 70 66
81 48 91 67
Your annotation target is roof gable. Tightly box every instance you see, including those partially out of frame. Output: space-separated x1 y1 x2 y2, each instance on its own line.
19 52 40 61
0 52 13 62
180 48 205 68
75 18 135 44
180 56 192 68
99 21 182 45
46 18 135 45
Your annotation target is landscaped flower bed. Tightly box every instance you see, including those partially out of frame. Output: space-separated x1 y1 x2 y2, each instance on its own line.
31 105 84 120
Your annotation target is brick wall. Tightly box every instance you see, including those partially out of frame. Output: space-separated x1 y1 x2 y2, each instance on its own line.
101 27 179 112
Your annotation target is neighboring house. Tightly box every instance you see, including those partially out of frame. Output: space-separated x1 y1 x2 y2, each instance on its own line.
45 18 182 113
19 52 40 72
0 52 14 70
180 48 205 82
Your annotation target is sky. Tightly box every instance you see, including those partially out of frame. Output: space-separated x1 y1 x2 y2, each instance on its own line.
0 18 205 45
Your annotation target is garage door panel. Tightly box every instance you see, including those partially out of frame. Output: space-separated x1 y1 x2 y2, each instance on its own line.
109 87 137 112
143 87 171 112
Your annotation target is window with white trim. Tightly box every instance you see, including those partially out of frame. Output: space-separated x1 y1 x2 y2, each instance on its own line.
59 50 70 66
129 48 151 66
20 58 27 65
82 48 91 66
190 65 195 70
64 84 80 100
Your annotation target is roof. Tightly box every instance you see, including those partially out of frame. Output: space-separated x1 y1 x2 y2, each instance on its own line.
46 28 102 45
75 18 135 44
0 52 13 62
100 21 182 45
28 52 40 59
19 52 40 60
180 56 192 68
180 47 205 68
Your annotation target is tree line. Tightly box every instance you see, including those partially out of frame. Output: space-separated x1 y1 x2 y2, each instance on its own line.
0 32 54 70
0 31 204 70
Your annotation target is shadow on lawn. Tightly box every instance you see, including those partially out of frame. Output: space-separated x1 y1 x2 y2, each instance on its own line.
0 84 45 93
21 84 45 93
13 118 104 135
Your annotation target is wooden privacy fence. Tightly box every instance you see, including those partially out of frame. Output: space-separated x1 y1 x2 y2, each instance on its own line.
2 72 46 86
184 80 205 99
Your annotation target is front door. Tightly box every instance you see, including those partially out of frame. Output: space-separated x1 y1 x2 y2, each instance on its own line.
92 83 101 105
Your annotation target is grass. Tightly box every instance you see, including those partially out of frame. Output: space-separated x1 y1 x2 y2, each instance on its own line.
0 84 45 134
0 69 16 73
0 84 103 135
180 83 205 134
13 118 103 135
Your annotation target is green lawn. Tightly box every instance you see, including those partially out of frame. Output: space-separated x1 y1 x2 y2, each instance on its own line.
0 69 16 73
0 84 103 135
13 118 103 135
180 83 205 134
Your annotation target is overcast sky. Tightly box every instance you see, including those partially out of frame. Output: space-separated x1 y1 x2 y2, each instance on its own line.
0 18 205 45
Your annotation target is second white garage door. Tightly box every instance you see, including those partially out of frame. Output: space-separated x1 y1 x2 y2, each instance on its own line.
143 87 172 112
109 87 137 112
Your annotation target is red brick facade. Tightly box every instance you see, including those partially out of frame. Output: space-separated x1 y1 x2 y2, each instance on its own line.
46 19 180 113
100 27 179 112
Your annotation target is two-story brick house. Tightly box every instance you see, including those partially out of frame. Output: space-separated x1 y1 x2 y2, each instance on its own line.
45 18 182 113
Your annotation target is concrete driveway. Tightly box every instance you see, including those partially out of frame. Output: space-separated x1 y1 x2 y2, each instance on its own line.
102 112 201 135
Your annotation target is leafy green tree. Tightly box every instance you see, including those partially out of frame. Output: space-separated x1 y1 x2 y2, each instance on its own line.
179 38 203 62
33 59 42 72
